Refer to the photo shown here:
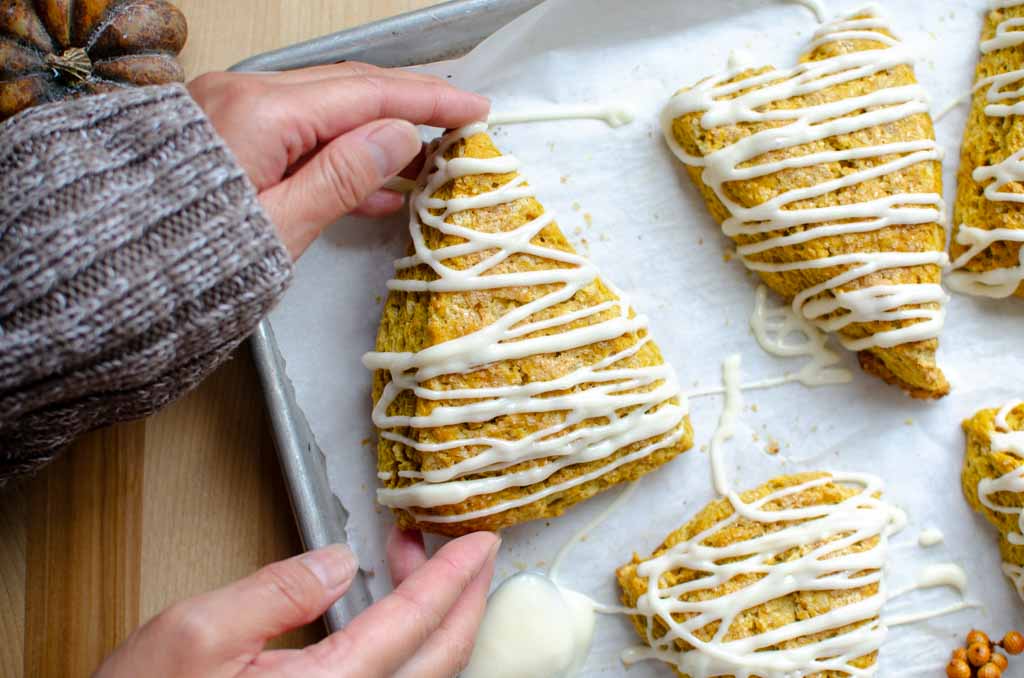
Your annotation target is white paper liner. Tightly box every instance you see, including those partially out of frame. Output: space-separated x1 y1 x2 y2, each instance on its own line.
269 0 1024 673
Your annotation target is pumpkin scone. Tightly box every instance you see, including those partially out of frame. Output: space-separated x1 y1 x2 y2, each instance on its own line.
617 472 901 677
662 6 949 398
962 401 1024 602
949 1 1024 299
363 122 693 537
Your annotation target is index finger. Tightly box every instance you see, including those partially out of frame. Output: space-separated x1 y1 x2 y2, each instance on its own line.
260 61 444 85
271 75 489 142
387 526 429 586
308 531 500 678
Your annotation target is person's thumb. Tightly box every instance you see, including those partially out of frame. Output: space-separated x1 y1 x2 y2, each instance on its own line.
142 545 357 667
261 118 421 258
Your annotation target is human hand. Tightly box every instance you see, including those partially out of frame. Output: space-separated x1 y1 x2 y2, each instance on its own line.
187 63 490 259
94 529 499 678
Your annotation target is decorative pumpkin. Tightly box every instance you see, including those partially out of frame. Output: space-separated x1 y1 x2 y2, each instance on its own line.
0 0 187 122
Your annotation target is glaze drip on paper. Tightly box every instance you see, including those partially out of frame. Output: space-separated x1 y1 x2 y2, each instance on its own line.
363 122 686 523
488 103 636 128
948 1 1024 297
749 284 853 387
662 5 948 351
977 400 1024 601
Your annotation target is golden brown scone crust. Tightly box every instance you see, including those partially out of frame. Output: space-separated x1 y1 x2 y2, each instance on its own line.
371 132 693 537
669 15 948 399
961 404 1024 574
952 3 1024 298
616 473 878 678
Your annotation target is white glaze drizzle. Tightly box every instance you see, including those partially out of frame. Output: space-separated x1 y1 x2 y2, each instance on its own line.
1004 562 1024 599
709 354 743 497
786 0 827 23
749 284 854 387
488 103 636 128
462 571 596 678
976 400 1024 600
363 121 686 524
932 92 971 123
883 563 974 628
662 5 948 351
916 527 944 547
948 1 1024 297
549 481 638 582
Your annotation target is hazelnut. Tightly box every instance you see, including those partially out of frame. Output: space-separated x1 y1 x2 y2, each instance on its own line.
1002 630 1024 655
946 659 971 678
978 662 1002 678
969 642 993 667
969 630 991 646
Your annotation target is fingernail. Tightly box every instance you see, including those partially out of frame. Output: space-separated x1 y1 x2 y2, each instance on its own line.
470 91 491 110
302 544 358 590
365 119 421 178
488 535 502 561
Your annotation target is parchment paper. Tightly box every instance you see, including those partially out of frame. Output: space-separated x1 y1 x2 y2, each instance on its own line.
269 0 1024 673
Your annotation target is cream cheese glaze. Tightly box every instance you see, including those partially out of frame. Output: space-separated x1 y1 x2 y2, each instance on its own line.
363 121 686 524
488 103 636 128
787 0 828 23
662 4 948 351
977 400 1024 600
749 284 853 387
917 527 944 547
948 0 1024 297
462 571 596 678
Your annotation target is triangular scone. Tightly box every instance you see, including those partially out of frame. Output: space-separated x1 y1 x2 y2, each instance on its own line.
617 473 894 677
662 7 949 398
949 2 1024 299
365 123 693 537
962 402 1024 602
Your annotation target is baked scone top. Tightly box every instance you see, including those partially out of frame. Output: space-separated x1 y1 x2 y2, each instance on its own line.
950 1 1024 299
961 400 1024 601
662 6 948 398
364 123 692 536
617 472 903 678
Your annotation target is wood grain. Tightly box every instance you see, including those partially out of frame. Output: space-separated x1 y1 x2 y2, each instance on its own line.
1 2 441 677
25 423 145 677
0 479 26 678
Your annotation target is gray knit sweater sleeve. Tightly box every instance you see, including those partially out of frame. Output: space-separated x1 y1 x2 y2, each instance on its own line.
0 83 293 482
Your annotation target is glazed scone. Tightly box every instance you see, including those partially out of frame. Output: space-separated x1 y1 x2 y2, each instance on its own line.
662 6 949 398
961 401 1024 601
949 1 1024 299
364 123 693 537
617 472 898 677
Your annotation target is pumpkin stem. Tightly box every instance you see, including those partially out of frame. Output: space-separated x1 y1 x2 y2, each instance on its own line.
46 48 93 86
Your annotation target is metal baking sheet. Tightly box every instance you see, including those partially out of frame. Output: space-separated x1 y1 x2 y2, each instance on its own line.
236 0 542 631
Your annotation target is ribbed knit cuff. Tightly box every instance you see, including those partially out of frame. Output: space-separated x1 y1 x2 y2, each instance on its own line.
0 84 293 481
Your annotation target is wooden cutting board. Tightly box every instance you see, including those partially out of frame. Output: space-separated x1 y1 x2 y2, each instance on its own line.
0 2 440 677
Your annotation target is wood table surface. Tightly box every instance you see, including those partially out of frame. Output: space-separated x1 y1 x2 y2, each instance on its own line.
0 2 441 676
